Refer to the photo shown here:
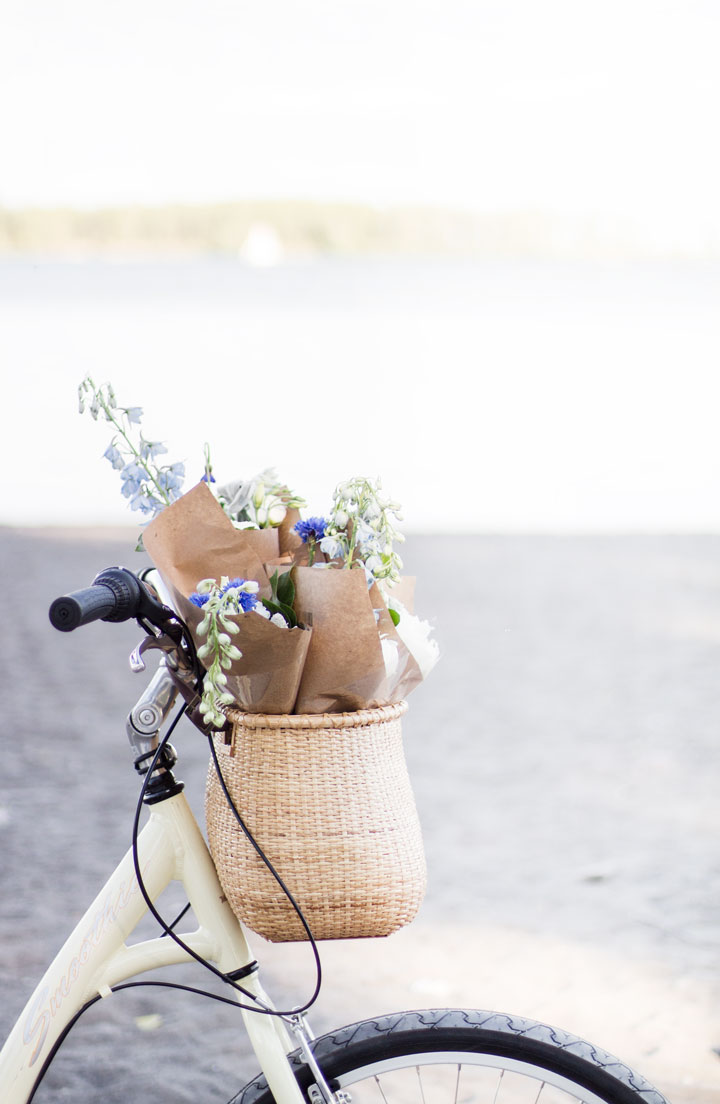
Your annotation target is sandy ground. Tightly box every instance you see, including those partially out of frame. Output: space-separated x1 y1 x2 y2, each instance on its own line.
0 527 718 1102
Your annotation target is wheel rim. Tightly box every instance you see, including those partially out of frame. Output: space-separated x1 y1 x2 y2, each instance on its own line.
334 1051 617 1104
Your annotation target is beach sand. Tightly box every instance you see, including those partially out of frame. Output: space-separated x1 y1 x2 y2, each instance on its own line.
0 527 718 1101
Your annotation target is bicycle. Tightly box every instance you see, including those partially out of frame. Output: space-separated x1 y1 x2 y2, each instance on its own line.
0 565 671 1104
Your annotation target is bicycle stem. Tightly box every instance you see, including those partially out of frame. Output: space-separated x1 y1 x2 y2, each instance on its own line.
126 662 181 760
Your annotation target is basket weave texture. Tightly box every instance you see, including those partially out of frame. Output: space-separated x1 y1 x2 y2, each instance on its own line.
205 702 426 942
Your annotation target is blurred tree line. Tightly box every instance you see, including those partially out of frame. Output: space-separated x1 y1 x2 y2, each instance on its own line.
0 202 712 260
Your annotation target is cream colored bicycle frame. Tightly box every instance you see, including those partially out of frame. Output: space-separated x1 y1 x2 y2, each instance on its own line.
0 789 306 1104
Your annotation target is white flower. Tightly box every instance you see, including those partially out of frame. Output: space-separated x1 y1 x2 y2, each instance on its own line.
229 579 259 595
255 603 290 628
216 478 253 516
267 496 287 525
392 602 440 679
319 534 342 559
364 556 382 580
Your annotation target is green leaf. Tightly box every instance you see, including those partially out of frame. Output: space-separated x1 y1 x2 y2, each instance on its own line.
277 570 295 607
261 598 297 628
388 607 401 627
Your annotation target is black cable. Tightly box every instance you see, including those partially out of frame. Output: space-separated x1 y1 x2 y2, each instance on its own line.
207 734 323 1004
130 706 322 1017
130 708 256 1006
160 900 192 936
26 975 273 1103
29 703 323 1097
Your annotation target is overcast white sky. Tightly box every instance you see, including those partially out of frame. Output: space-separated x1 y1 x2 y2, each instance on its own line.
1 0 719 247
2 1 720 533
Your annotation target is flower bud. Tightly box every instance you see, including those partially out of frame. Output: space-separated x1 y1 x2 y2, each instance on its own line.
266 496 286 525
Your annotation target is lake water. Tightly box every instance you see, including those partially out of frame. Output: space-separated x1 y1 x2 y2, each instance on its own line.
1 255 719 530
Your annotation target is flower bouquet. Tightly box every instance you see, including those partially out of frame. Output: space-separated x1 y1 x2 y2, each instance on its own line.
79 377 437 940
79 377 439 724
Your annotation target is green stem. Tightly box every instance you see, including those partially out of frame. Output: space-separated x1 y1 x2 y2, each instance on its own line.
345 517 358 569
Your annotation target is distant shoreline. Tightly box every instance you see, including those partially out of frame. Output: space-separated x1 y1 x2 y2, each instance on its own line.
1 201 716 262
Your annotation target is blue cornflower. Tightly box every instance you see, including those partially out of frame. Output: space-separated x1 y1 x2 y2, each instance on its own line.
188 592 209 607
294 516 328 543
221 578 258 612
201 472 216 483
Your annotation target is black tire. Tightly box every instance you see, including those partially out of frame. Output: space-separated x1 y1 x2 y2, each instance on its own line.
237 1009 670 1104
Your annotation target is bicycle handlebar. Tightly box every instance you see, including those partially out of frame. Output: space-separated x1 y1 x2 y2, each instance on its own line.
49 567 163 632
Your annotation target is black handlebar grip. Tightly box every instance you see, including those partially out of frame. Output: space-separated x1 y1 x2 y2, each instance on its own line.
49 567 174 635
49 584 118 632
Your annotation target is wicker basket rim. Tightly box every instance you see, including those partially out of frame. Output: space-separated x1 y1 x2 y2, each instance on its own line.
224 700 408 729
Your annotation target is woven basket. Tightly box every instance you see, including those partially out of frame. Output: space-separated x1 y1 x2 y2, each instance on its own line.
205 702 426 942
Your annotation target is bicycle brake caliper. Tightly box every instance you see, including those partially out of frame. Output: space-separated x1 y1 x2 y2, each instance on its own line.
288 1015 352 1104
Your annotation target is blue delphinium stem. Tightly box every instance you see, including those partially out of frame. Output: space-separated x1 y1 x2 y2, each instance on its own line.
79 376 185 517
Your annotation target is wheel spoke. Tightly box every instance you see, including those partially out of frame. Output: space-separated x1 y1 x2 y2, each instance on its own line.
374 1074 390 1104
415 1066 426 1104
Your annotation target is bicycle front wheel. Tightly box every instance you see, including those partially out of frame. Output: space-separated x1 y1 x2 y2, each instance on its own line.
239 1008 669 1104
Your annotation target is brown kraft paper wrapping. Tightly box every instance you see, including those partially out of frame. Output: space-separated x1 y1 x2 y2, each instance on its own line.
292 568 422 714
173 586 312 714
386 575 416 614
278 506 303 555
143 483 310 713
143 482 277 595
